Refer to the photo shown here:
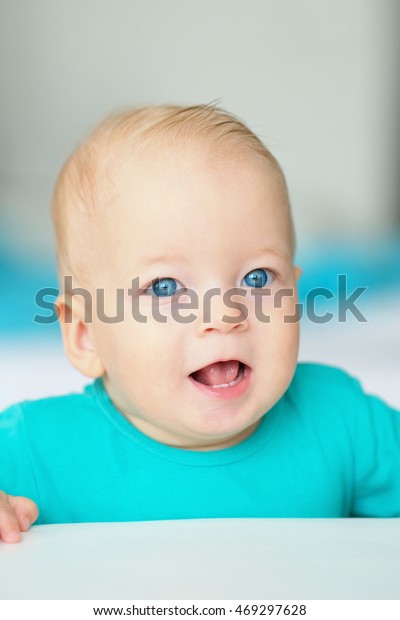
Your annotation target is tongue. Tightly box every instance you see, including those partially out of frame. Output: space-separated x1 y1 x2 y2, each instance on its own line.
192 360 240 386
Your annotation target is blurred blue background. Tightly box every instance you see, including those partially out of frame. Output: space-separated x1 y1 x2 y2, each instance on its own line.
1 0 399 408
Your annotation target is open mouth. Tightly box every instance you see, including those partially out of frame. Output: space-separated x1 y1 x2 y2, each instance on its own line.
188 359 252 400
189 360 249 389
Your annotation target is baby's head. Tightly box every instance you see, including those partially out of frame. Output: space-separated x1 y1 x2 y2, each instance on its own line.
52 104 301 450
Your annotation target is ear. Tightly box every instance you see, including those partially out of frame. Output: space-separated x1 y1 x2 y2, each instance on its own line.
294 266 302 280
56 294 105 379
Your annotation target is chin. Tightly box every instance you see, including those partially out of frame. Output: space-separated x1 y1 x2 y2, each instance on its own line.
185 404 260 441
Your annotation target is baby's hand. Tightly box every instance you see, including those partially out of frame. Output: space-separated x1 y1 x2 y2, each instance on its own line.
0 490 39 543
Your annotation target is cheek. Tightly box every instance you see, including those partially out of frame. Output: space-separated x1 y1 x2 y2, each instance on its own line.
250 287 300 360
95 315 183 379
270 290 300 348
249 284 299 324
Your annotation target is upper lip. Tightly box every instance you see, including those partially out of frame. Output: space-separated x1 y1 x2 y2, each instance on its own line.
188 357 250 376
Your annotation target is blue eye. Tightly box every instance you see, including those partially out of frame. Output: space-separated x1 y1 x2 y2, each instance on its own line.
145 278 184 298
242 268 274 288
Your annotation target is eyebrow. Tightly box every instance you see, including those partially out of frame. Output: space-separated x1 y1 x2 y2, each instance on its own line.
136 254 190 267
136 247 290 267
248 246 291 261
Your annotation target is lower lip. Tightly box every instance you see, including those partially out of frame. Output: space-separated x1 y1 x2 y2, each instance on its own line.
188 365 252 400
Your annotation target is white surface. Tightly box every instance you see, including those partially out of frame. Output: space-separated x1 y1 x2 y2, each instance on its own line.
0 519 399 600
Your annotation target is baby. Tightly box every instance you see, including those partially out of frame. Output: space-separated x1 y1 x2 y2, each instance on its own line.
0 104 399 543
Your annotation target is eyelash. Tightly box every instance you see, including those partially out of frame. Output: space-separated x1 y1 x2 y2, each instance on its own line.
142 268 276 298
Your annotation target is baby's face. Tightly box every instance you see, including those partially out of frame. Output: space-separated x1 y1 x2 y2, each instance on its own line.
87 143 300 450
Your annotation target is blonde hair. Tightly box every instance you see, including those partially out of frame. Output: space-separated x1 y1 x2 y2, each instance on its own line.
52 103 294 283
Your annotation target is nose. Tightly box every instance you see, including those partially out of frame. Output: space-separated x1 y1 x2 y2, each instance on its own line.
195 288 249 336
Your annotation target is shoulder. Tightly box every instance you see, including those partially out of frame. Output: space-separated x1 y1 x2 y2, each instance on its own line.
285 362 373 424
290 362 360 398
287 361 398 422
0 381 100 433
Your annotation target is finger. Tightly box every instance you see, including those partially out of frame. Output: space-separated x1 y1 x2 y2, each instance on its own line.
8 495 39 532
0 495 22 543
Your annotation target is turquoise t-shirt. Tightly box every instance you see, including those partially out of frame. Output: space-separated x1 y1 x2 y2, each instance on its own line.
0 363 399 523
